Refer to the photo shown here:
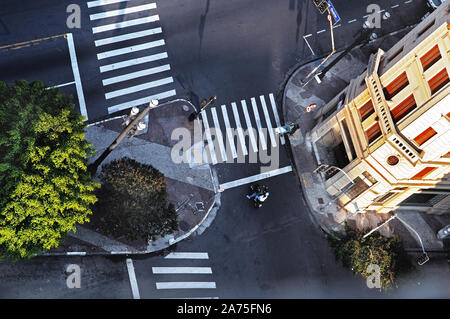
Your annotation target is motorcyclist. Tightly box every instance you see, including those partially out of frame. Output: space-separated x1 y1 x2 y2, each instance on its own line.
247 184 269 207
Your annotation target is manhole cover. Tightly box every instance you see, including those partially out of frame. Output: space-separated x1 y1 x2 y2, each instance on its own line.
182 105 190 112
179 221 190 231
317 198 324 204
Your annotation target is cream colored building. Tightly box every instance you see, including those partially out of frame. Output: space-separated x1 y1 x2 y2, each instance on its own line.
308 4 450 215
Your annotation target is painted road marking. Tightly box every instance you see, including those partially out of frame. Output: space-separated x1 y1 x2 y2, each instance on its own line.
241 100 258 153
97 39 165 60
259 95 276 148
87 0 129 8
156 282 216 289
94 27 162 46
105 77 173 99
46 81 76 89
317 29 326 34
391 4 400 8
102 64 171 86
250 97 267 151
219 166 293 190
89 3 156 21
221 105 238 159
99 52 168 72
107 89 176 113
303 35 315 56
126 258 140 299
231 102 248 156
152 267 212 274
164 252 209 259
200 111 218 165
348 19 357 23
92 15 160 34
66 33 88 120
210 107 227 162
269 93 285 145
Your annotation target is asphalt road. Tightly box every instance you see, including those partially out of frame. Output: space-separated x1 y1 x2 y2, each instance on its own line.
1 0 446 300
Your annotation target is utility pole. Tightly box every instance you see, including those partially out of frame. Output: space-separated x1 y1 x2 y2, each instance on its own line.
189 96 216 121
87 99 159 176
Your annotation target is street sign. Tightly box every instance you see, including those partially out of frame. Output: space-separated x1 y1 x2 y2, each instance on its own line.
326 0 341 23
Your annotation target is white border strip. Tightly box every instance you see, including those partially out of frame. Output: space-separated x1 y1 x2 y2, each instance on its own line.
66 33 88 120
99 52 168 73
219 166 293 190
126 258 140 299
95 27 162 46
92 15 160 34
156 282 216 289
107 89 176 113
152 267 212 274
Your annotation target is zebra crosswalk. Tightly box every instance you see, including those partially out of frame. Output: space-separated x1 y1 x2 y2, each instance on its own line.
86 0 177 114
152 252 218 299
194 93 285 166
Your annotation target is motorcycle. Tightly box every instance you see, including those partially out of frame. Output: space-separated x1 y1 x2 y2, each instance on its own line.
246 184 269 208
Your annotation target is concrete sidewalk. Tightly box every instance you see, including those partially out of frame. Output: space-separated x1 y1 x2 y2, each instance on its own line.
42 100 221 256
281 26 448 252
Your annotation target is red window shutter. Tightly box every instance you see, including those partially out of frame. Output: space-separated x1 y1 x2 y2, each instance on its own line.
365 122 382 144
391 94 417 122
428 68 450 95
359 99 375 121
420 45 441 72
384 72 409 99
412 167 437 180
413 127 437 146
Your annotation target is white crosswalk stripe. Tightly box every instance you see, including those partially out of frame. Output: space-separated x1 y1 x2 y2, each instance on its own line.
87 0 129 8
211 107 228 162
221 105 238 159
97 40 165 60
200 110 218 165
152 252 217 299
105 76 173 99
241 99 258 153
269 93 285 145
102 64 171 86
231 102 248 156
92 15 160 34
251 97 267 151
94 28 162 47
259 95 277 148
89 3 157 21
198 93 285 165
99 52 168 73
88 1 177 115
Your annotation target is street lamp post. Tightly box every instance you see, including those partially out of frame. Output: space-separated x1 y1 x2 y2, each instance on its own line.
314 164 355 213
87 99 159 176
363 213 430 265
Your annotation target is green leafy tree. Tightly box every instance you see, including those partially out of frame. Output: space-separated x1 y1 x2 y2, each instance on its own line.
92 157 178 242
328 224 412 290
0 80 99 260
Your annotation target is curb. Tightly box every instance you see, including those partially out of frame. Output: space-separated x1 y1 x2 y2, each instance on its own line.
39 99 221 257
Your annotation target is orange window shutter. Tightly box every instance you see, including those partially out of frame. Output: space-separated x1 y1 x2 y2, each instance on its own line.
359 99 375 121
365 122 381 144
412 167 437 180
384 72 409 98
413 127 437 146
428 68 450 95
420 45 441 72
391 94 417 122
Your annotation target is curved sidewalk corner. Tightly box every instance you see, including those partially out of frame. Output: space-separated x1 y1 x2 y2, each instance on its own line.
41 99 221 257
280 26 416 236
